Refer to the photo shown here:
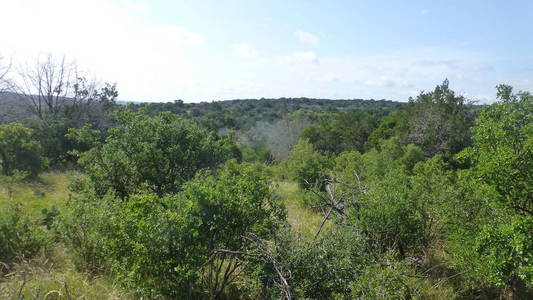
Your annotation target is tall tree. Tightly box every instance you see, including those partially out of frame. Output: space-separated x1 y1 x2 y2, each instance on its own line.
78 110 241 198
406 80 475 157
14 54 118 122
15 54 76 120
466 84 533 215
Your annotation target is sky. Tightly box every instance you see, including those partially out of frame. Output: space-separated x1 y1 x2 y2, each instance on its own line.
1 0 532 103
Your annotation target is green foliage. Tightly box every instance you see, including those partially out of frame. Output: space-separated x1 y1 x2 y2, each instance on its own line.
55 187 114 274
59 161 284 297
22 81 117 167
301 110 381 154
26 119 78 166
332 144 449 255
4 81 533 298
79 110 241 198
349 257 414 299
365 109 409 150
405 80 475 157
463 85 533 214
447 86 533 296
474 216 533 288
240 144 274 164
0 204 50 268
281 226 367 298
0 122 46 177
349 169 422 255
138 97 403 132
284 139 332 191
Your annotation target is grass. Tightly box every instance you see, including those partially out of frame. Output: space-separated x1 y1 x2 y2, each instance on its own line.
274 181 326 240
0 244 134 299
0 171 73 215
0 171 135 299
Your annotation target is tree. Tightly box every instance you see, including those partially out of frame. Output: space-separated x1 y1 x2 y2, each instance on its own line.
406 80 475 157
464 85 533 215
79 110 241 198
0 122 46 177
301 110 381 154
448 85 533 296
13 54 117 122
15 54 77 120
12 54 118 166
184 161 285 298
0 204 50 269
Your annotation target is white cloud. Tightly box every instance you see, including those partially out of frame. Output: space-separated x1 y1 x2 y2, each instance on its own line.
121 0 147 12
148 26 205 46
232 43 260 58
295 30 320 47
284 51 319 64
0 0 205 101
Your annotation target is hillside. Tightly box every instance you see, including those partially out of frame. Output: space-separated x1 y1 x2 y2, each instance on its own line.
0 92 32 123
1 91 403 126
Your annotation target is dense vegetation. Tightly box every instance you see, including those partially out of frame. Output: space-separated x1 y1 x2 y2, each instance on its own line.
0 57 531 299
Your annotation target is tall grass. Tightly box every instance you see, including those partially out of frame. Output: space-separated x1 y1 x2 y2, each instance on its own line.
274 181 326 240
0 171 72 214
0 171 135 299
0 244 134 299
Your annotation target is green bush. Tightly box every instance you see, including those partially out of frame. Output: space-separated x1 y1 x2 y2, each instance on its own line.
285 139 332 190
0 122 47 178
349 257 415 300
0 204 50 270
58 161 285 298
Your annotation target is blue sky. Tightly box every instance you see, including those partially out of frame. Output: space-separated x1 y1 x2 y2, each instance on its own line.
2 0 532 102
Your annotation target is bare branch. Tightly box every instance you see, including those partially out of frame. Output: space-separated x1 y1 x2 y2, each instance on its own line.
201 233 294 299
13 54 77 120
0 56 13 93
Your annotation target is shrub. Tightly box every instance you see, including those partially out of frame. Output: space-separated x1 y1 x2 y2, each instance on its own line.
285 139 332 190
0 122 46 178
0 204 50 270
58 161 285 298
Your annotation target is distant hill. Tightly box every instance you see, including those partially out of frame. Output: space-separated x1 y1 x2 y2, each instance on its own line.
130 97 405 131
0 92 33 123
1 92 405 127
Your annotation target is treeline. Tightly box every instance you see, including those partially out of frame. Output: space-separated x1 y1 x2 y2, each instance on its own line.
0 55 532 299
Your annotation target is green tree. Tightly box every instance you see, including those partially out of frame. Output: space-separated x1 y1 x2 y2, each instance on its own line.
450 85 533 295
448 85 533 299
465 85 533 215
301 110 381 154
0 122 46 177
406 80 475 157
79 110 241 198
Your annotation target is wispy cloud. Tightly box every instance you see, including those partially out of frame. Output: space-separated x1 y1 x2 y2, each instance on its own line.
232 43 260 58
295 30 320 47
284 51 319 64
